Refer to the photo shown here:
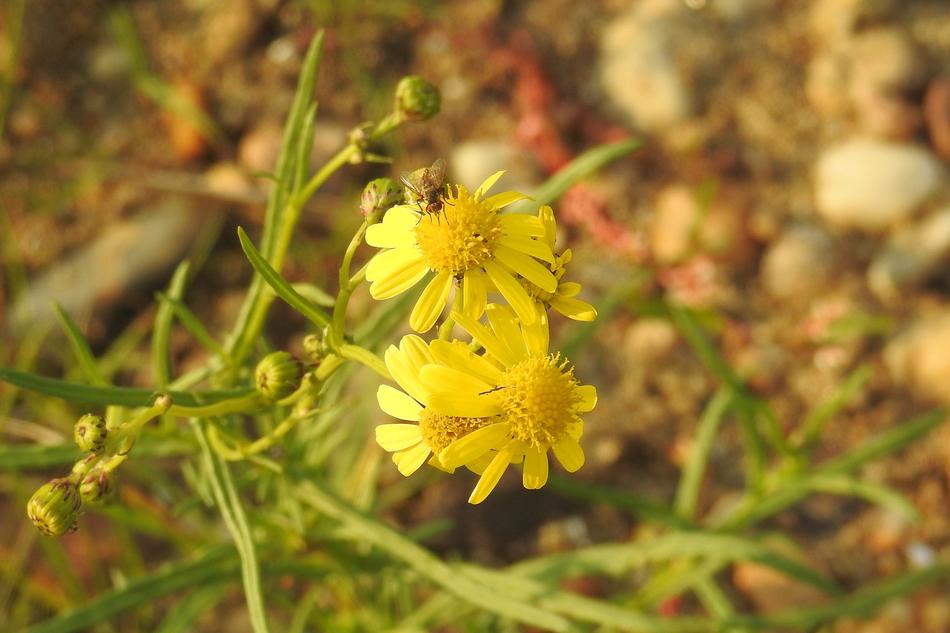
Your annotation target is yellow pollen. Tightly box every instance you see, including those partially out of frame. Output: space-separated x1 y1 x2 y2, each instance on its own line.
414 188 501 276
418 408 493 454
496 354 581 448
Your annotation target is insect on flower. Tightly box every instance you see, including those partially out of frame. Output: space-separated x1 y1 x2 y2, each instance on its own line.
401 158 450 224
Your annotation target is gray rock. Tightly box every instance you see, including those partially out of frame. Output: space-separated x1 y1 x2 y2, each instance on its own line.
8 199 205 335
885 311 950 404
599 1 693 132
814 139 943 232
761 224 837 302
868 206 950 302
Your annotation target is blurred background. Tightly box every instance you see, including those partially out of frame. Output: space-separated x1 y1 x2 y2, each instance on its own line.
3 0 950 631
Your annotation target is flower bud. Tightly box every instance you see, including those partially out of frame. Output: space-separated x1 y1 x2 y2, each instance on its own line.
302 334 328 363
74 414 107 454
395 76 440 122
254 351 302 401
27 478 81 536
79 468 114 506
360 177 403 224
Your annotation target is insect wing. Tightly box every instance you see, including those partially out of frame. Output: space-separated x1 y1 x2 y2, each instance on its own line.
424 158 446 189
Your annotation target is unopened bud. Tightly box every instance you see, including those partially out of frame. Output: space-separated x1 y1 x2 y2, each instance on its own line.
255 351 302 401
27 478 82 536
302 334 328 363
360 177 403 224
395 76 440 122
74 414 107 454
79 468 114 506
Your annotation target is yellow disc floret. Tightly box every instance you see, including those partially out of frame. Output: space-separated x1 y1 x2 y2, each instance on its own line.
413 186 501 276
418 408 493 454
497 353 581 448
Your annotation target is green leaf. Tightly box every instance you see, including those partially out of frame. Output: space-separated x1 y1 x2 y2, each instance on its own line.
296 481 572 632
152 261 190 387
52 302 105 385
237 226 331 328
0 365 253 407
515 137 643 212
155 291 225 356
807 473 920 522
675 387 732 519
24 548 238 633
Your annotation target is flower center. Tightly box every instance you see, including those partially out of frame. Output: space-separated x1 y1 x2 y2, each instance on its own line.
413 188 501 276
496 354 581 448
418 408 493 454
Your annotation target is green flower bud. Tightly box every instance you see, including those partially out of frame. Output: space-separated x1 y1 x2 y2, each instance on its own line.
302 334 328 363
360 177 403 224
74 414 107 454
255 351 301 401
27 478 82 536
395 75 440 122
79 468 114 506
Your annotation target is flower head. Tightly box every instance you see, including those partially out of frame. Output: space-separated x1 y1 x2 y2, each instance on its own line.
27 478 82 536
421 304 597 504
375 335 495 476
522 206 597 323
365 172 560 332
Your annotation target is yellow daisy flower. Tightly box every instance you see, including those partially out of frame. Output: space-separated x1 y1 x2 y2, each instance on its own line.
420 304 597 504
364 171 560 332
374 335 495 476
525 205 597 323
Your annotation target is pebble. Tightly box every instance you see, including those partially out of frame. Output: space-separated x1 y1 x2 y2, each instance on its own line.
202 0 262 67
867 206 950 302
599 2 693 132
848 28 927 96
732 561 829 613
808 0 896 47
924 76 950 161
651 185 697 263
814 138 943 232
238 121 284 174
806 49 851 117
761 224 836 302
884 310 950 404
623 318 678 359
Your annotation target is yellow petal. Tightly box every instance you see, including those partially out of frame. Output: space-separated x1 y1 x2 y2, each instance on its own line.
368 249 429 300
484 190 530 210
365 211 417 248
499 213 545 238
576 384 597 412
463 452 494 475
497 234 555 264
538 206 557 250
550 295 597 321
451 311 519 367
483 260 537 325
420 364 492 395
384 345 429 404
366 247 422 280
523 445 549 489
376 384 423 421
428 454 454 473
494 245 558 293
462 270 488 321
430 340 503 385
393 442 431 476
474 170 505 198
427 391 502 418
486 304 528 361
557 281 582 298
552 436 585 472
469 441 518 504
400 334 435 370
522 307 549 357
375 424 422 451
439 422 511 469
409 270 453 332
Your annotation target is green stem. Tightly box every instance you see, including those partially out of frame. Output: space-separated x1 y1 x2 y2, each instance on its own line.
338 344 390 380
331 219 369 346
166 393 266 419
437 281 463 341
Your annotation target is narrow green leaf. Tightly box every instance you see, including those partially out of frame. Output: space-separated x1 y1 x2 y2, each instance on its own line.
546 475 691 529
794 364 873 450
152 261 190 387
807 473 920 522
193 421 272 633
675 387 732 519
155 292 225 356
515 137 643 212
24 548 238 633
51 303 105 385
236 227 331 328
291 282 336 307
0 365 252 407
296 481 571 632
153 582 230 633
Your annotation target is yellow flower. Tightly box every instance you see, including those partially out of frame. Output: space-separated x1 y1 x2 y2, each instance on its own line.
374 335 494 476
420 304 597 504
364 172 559 332
525 206 597 323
